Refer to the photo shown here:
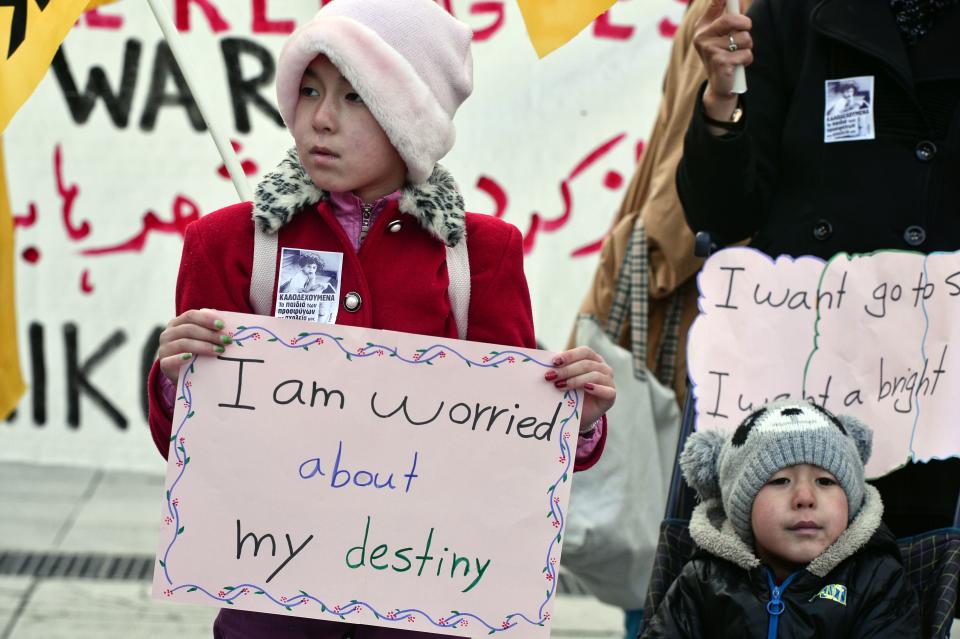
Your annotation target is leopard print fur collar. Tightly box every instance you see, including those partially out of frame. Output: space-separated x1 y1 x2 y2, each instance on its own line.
252 147 466 247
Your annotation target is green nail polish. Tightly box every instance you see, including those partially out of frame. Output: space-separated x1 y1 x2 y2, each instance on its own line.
215 345 225 354
214 319 224 330
181 353 192 360
220 335 232 345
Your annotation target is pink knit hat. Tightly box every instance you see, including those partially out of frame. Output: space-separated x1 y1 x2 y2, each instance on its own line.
276 0 474 185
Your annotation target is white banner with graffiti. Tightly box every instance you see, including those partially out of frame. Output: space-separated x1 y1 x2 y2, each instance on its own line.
5 0 683 471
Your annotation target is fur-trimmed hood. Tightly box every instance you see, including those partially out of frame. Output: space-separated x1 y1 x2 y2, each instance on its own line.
689 484 885 578
252 148 466 247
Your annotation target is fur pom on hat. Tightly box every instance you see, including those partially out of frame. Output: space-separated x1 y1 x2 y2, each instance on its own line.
680 400 873 543
276 0 474 185
838 413 873 464
680 429 725 499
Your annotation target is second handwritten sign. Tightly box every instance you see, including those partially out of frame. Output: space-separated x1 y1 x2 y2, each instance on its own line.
688 248 960 477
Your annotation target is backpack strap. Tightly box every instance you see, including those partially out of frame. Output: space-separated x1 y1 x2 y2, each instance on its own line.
250 226 277 316
248 224 470 340
445 239 470 340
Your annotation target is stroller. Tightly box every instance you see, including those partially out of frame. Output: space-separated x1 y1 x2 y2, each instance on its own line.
638 233 960 639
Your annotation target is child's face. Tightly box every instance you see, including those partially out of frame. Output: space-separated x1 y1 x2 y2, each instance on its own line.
293 55 406 202
751 464 848 578
301 262 318 276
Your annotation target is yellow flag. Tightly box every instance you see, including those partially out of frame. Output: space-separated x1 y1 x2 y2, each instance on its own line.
0 138 25 420
0 0 116 417
517 0 618 58
0 0 92 134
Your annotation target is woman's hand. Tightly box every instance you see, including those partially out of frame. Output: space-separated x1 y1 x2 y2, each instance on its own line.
545 346 616 431
693 0 753 122
158 309 232 383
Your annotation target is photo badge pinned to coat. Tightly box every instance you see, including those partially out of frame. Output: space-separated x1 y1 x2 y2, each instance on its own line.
824 76 875 143
275 248 343 324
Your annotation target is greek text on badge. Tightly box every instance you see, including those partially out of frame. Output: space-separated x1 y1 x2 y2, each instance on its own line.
824 76 875 143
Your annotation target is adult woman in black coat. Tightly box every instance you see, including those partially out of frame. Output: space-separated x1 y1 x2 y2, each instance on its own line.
677 0 960 536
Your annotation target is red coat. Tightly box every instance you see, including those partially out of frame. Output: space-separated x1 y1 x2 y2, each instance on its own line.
147 160 604 469
147 159 605 639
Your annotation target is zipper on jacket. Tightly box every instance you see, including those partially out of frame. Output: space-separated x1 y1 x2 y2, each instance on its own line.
765 569 800 639
358 203 373 246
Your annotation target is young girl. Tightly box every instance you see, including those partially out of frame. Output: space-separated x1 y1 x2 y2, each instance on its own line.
147 1 616 637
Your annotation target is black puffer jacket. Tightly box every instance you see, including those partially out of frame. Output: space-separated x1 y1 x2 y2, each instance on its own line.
641 486 920 638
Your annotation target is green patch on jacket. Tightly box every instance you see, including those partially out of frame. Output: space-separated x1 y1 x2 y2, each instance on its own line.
813 584 848 606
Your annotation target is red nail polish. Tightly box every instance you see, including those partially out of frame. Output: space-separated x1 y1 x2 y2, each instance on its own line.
555 380 567 388
544 371 558 381
553 357 563 366
584 383 595 391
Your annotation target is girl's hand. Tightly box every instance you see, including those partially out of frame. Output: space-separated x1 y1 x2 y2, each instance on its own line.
693 0 753 121
544 346 616 431
158 309 231 383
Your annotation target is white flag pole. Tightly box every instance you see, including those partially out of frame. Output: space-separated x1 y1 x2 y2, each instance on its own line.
145 0 255 203
725 0 748 94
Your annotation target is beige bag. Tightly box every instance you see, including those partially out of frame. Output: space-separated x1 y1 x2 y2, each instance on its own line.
563 220 681 610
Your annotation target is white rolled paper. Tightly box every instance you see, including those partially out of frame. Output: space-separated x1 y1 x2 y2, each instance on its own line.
725 0 748 94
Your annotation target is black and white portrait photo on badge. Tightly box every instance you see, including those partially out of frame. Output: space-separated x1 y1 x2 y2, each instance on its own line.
824 76 875 143
279 249 340 295
275 248 344 325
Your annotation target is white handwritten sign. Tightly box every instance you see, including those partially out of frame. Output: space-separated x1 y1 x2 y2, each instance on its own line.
688 248 960 477
151 311 579 637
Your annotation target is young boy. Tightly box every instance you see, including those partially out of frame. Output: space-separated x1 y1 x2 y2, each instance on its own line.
642 400 919 638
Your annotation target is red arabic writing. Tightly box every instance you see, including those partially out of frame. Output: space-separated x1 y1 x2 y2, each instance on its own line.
474 133 644 258
526 133 623 255
80 269 95 294
56 145 90 241
13 203 37 228
21 247 40 264
80 196 200 256
216 140 259 179
12 145 205 293
475 176 507 218
14 127 642 298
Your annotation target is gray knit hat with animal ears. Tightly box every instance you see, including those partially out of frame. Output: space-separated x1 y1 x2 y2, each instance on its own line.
680 400 873 543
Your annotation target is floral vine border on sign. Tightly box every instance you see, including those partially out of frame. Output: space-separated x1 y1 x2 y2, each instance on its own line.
159 325 579 635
